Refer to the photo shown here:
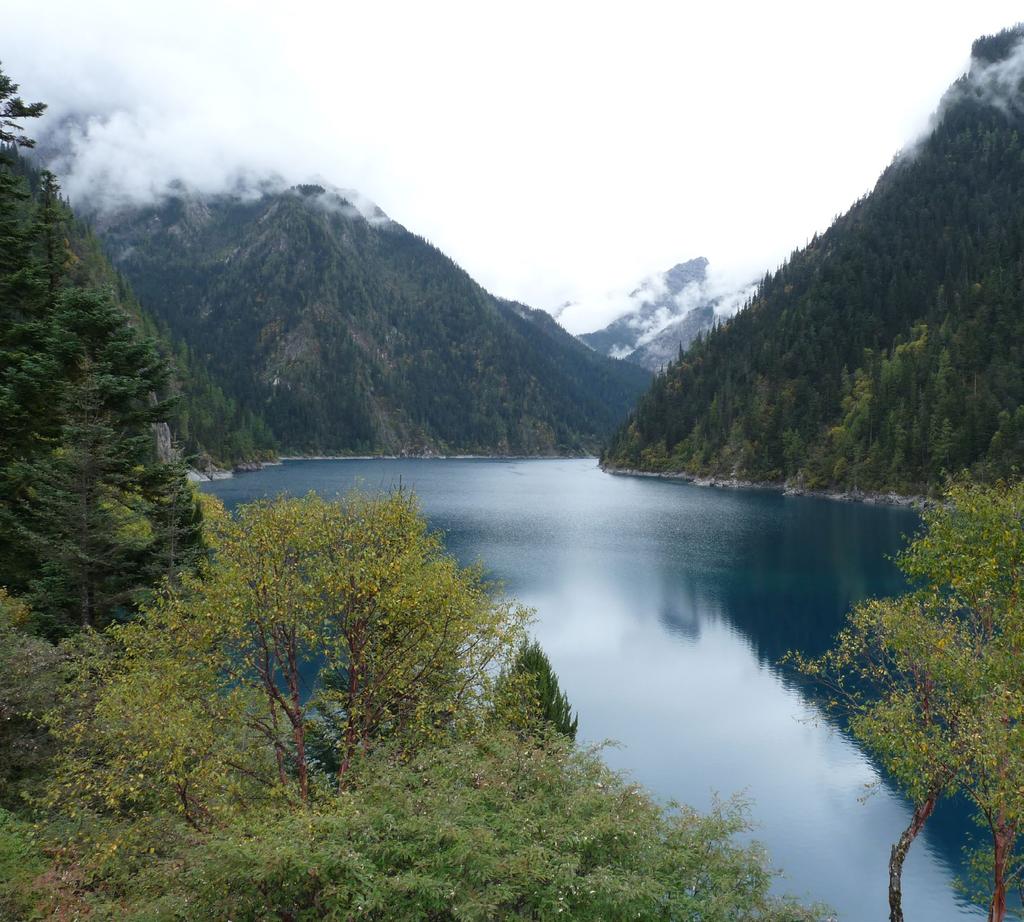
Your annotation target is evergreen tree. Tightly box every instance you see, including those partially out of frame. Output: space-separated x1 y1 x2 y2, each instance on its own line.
503 639 579 739
11 289 180 631
0 63 44 149
0 64 202 636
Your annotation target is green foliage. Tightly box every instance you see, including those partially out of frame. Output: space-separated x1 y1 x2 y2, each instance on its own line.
0 58 815 922
0 590 60 807
46 491 530 833
499 639 579 739
0 84 205 636
797 480 1024 918
70 732 820 922
91 187 650 456
1 149 277 467
31 491 819 919
604 27 1024 493
11 287 184 630
0 806 48 920
0 61 45 149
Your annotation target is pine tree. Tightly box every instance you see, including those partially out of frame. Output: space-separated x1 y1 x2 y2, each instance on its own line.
507 640 579 739
11 287 196 633
0 63 44 149
0 69 55 595
0 64 204 636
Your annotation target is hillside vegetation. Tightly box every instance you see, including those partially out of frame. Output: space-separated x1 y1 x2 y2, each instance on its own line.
604 27 1024 494
94 186 651 456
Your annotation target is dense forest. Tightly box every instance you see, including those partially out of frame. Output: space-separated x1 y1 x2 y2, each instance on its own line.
603 27 1024 494
91 186 650 456
3 153 276 466
0 80 211 643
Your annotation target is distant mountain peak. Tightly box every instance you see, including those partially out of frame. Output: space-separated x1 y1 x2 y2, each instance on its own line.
662 257 709 293
578 258 754 371
284 182 393 227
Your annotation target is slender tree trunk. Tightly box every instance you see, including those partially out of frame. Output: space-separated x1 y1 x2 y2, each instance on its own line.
277 628 309 804
338 661 360 791
292 719 308 803
889 791 939 922
989 824 1014 922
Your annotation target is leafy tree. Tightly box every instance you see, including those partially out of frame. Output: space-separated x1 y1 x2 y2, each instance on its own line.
33 490 824 919
796 480 1024 922
45 605 273 841
49 491 530 819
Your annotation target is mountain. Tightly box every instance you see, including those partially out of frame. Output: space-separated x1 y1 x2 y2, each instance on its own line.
580 258 710 358
603 26 1024 494
578 258 753 371
88 183 651 456
628 302 717 370
7 154 277 466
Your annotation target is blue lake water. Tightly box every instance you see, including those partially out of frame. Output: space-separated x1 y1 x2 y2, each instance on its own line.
203 457 986 920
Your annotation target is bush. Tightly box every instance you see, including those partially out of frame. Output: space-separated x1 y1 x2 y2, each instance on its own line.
120 732 820 921
0 808 47 920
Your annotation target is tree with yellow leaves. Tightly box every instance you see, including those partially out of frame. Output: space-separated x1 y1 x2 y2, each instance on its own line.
48 489 530 838
797 481 1024 922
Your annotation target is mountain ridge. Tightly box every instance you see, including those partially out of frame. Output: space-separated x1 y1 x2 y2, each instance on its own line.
89 182 651 456
602 25 1024 494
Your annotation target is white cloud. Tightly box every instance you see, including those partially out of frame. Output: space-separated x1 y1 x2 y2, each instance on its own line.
4 1 1022 331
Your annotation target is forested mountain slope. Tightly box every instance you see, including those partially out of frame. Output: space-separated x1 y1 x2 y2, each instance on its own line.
8 155 276 465
603 27 1024 494
92 185 650 455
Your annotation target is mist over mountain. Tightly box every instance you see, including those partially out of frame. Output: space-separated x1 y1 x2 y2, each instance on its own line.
603 26 1024 493
89 182 651 456
578 258 756 371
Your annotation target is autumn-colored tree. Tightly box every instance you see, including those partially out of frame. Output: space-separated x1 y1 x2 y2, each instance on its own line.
798 481 1024 922
48 490 530 831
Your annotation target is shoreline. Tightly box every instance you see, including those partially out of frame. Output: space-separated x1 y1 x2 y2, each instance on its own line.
600 465 935 509
276 453 593 462
190 453 597 481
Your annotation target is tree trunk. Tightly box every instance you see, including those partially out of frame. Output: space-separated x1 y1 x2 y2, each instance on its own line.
989 824 1014 922
292 719 308 804
81 582 92 629
889 792 939 922
338 646 361 791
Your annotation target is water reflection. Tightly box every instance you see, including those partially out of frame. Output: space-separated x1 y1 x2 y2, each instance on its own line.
205 458 983 920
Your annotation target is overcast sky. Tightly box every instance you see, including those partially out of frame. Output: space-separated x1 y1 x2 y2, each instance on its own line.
5 1 1022 332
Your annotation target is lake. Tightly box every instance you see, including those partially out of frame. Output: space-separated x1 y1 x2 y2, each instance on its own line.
203 457 984 920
